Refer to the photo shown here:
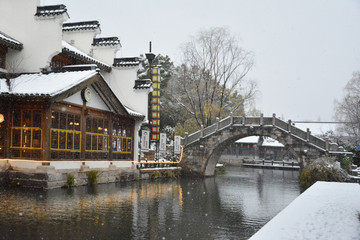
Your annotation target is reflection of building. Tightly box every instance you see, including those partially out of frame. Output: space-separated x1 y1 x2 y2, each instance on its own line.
225 136 295 161
0 0 151 184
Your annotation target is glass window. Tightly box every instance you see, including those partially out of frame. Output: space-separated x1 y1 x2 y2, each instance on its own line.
67 132 73 150
22 129 31 148
23 110 31 127
68 114 74 130
52 112 59 128
32 130 42 148
51 130 58 149
60 113 66 129
13 110 21 127
12 129 21 147
74 115 81 131
33 110 42 128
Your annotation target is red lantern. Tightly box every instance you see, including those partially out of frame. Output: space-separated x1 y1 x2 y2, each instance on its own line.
0 114 4 123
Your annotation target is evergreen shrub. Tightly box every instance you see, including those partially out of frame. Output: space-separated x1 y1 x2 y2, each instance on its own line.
300 157 349 191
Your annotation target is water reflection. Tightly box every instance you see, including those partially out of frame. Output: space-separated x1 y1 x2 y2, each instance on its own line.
0 167 299 240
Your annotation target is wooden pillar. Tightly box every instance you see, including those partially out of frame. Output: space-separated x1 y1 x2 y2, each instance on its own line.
4 103 12 158
43 103 52 161
108 114 113 161
80 102 87 160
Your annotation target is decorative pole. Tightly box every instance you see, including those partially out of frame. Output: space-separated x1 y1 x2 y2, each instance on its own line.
146 42 161 161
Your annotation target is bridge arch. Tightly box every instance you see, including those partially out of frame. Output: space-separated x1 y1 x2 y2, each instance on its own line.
181 114 350 177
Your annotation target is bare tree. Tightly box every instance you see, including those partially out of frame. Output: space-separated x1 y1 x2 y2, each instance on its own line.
168 27 256 129
334 71 360 146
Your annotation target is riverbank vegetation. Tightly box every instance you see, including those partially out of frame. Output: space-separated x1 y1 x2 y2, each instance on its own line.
299 157 349 191
87 170 99 185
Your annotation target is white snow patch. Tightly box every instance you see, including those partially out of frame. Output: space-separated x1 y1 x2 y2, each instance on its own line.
124 106 144 118
250 181 360 240
0 70 97 96
236 136 284 147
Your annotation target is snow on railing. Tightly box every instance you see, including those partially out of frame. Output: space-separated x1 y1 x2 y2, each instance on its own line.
182 113 346 155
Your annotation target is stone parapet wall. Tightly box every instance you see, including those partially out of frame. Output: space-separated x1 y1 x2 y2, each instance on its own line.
0 166 142 189
0 159 182 189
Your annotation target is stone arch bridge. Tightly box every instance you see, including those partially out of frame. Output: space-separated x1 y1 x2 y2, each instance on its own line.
180 114 350 177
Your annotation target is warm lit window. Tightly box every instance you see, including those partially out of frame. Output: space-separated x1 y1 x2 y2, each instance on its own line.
50 111 81 159
85 117 109 159
112 122 132 159
10 109 43 159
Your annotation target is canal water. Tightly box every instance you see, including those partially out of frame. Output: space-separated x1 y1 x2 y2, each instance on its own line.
0 167 300 240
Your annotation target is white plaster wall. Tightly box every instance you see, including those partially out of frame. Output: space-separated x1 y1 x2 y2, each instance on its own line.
133 121 142 161
63 30 100 55
86 162 111 169
112 161 133 168
104 67 150 121
50 161 82 170
0 0 68 72
85 85 111 111
63 86 111 112
9 160 42 170
92 46 119 66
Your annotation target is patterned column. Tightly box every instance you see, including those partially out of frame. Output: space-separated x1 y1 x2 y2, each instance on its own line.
151 67 160 141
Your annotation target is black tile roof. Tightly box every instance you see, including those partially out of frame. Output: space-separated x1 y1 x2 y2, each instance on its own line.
0 31 23 50
134 79 152 89
92 37 120 47
63 21 100 32
62 41 111 72
35 4 67 17
113 57 140 67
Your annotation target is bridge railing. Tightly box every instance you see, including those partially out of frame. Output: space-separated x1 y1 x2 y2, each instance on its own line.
219 116 231 129
274 118 289 131
183 113 348 155
233 116 243 125
185 131 201 145
203 124 216 137
309 135 326 150
263 117 273 125
290 125 308 140
244 117 261 125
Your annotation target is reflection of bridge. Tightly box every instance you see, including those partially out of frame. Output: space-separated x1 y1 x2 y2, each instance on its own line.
181 114 350 177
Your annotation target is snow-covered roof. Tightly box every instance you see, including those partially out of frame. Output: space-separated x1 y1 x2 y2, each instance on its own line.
0 31 23 50
124 106 145 119
236 136 284 147
133 79 152 89
113 57 140 67
35 5 67 17
92 37 121 47
0 70 98 97
63 21 100 32
62 40 111 72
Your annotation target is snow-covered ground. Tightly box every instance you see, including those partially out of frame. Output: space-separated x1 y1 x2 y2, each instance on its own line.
250 181 360 240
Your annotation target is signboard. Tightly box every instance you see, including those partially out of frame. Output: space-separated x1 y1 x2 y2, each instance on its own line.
174 135 181 154
141 130 150 152
159 133 166 153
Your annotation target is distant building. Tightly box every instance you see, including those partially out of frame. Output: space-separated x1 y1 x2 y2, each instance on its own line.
226 136 295 160
0 0 151 178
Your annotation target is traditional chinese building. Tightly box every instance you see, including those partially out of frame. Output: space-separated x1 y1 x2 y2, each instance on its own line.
0 0 152 187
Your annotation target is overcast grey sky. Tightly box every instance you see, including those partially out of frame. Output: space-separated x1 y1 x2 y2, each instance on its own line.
45 0 360 122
